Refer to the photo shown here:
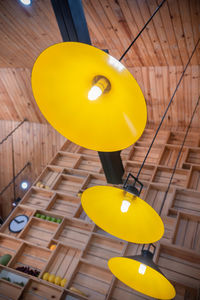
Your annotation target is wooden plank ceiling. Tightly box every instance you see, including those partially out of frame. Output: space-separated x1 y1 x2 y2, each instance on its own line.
0 0 199 128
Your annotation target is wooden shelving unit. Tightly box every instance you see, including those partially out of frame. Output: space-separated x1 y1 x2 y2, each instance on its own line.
0 128 200 300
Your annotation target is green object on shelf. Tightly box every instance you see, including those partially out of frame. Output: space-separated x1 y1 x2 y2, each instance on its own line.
0 254 12 266
40 215 46 219
56 218 62 224
35 213 41 218
51 217 56 222
46 216 52 221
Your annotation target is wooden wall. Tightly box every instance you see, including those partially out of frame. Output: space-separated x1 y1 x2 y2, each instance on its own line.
0 120 65 219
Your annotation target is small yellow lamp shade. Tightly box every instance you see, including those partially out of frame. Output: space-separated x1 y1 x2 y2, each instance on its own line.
108 256 176 299
81 186 164 243
31 42 147 152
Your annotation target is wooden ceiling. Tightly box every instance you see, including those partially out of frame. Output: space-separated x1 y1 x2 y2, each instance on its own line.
0 0 199 128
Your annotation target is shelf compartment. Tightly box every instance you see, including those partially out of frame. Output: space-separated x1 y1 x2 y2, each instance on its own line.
170 189 200 215
1 205 34 237
173 212 200 252
0 278 22 299
185 148 200 165
82 234 125 269
20 217 59 247
44 244 81 285
0 235 22 261
155 243 200 289
60 140 80 153
47 193 80 218
22 279 63 300
74 156 101 173
21 188 54 210
153 167 188 187
81 174 108 191
129 145 162 164
70 261 113 300
144 184 174 214
35 166 62 189
51 152 79 168
167 132 199 147
10 243 51 275
136 129 169 146
52 174 85 196
159 145 187 168
124 162 155 182
187 166 200 191
54 218 94 250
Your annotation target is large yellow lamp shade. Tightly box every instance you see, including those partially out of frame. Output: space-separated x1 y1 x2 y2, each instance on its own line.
108 253 176 299
81 186 164 243
31 42 147 152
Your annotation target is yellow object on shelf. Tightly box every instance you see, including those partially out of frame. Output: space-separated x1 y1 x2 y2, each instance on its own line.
69 286 88 297
81 186 164 243
60 278 67 287
108 257 176 299
54 276 62 286
42 272 50 281
50 245 56 251
31 42 147 152
48 274 55 283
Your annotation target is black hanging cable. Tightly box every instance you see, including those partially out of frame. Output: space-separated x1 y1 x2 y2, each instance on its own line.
0 119 27 145
136 38 200 180
0 162 31 197
159 96 200 215
142 96 199 254
119 0 167 62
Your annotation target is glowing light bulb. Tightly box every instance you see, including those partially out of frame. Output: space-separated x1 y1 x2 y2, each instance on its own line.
20 0 32 5
121 200 131 213
88 85 102 101
21 181 28 190
138 264 146 275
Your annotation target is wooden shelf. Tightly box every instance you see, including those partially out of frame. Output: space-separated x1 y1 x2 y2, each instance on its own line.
1 128 200 299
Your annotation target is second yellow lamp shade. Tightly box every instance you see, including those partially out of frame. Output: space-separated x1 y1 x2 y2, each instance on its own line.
81 186 164 243
31 42 147 152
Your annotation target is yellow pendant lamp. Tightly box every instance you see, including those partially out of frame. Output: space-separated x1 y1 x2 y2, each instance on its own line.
108 245 176 299
31 42 147 152
81 174 164 244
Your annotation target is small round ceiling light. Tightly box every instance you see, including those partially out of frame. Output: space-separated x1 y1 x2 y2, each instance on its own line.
108 245 176 299
19 0 32 6
20 181 29 190
81 174 164 244
31 42 147 152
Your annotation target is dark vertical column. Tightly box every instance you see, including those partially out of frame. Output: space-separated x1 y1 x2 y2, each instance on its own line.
51 0 124 184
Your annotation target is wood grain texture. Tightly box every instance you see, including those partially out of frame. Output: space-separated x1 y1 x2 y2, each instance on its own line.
0 120 65 218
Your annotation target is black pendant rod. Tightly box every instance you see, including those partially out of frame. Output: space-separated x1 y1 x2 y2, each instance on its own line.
0 119 27 145
159 96 200 215
136 38 200 180
119 0 167 62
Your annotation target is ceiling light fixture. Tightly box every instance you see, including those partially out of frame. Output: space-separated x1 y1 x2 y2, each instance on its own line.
19 0 32 6
81 174 164 243
31 42 147 152
20 181 29 190
108 244 176 300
